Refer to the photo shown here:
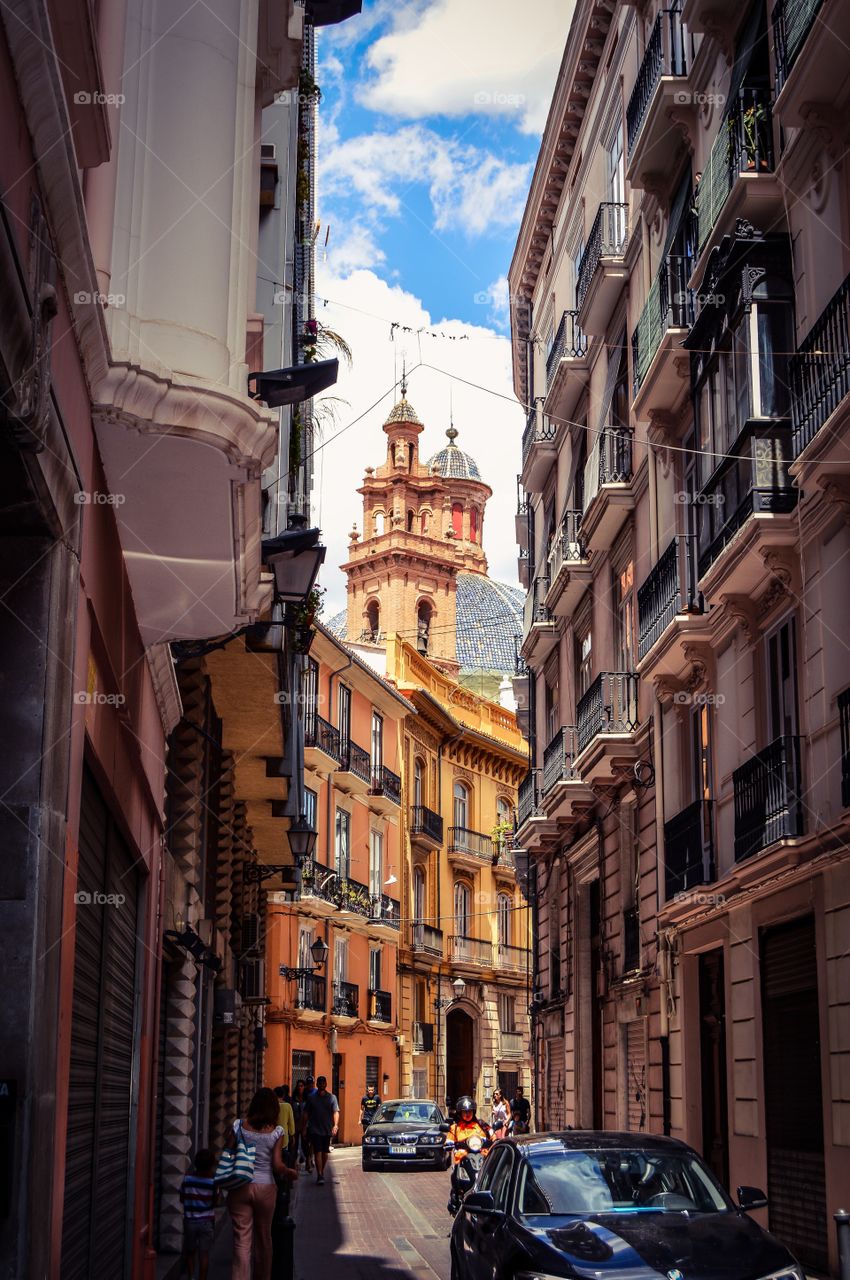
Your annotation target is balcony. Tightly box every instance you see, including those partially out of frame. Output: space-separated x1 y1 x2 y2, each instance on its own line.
516 769 539 830
545 310 590 422
413 1021 435 1053
839 687 850 809
626 6 693 188
516 477 530 548
301 859 394 929
448 826 495 871
733 735 804 862
631 254 693 420
694 88 781 279
664 799 714 901
581 427 635 553
576 202 630 337
495 943 531 973
636 534 705 676
546 510 592 618
369 763 401 813
520 577 558 666
789 270 850 471
412 923 444 956
331 980 359 1020
682 0 746 39
409 804 443 850
513 641 531 740
541 726 595 830
372 893 401 937
521 406 559 493
773 0 850 128
574 672 641 785
336 738 372 795
304 713 342 773
294 974 326 1015
450 935 493 967
368 989 392 1023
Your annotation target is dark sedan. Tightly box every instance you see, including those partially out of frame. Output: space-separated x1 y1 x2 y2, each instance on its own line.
361 1098 450 1171
451 1131 803 1280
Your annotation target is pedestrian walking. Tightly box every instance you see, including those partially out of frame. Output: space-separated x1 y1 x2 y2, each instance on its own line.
360 1083 380 1133
224 1087 298 1280
301 1075 317 1173
490 1089 511 1139
291 1079 308 1168
274 1085 295 1155
510 1085 531 1135
179 1148 217 1280
304 1075 340 1186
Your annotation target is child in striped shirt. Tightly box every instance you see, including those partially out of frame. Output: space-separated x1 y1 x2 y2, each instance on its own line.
179 1149 217 1279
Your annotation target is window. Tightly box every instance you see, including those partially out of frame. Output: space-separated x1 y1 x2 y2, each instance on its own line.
470 507 479 543
369 829 383 898
338 684 351 748
335 808 351 877
498 992 516 1032
606 120 625 240
414 757 425 808
291 1049 315 1085
366 1055 380 1091
575 615 593 700
496 796 512 850
373 510 385 536
545 679 559 743
407 509 415 532
415 979 427 1023
369 946 382 992
452 503 464 538
413 866 426 931
333 934 348 986
297 927 314 1004
454 881 471 937
412 1068 427 1097
420 509 429 534
417 601 432 655
365 600 380 641
497 894 512 949
453 781 469 829
302 659 319 733
766 616 798 740
613 551 635 672
371 711 383 776
304 786 317 831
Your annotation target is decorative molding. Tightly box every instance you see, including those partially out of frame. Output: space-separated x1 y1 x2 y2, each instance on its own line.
720 594 760 646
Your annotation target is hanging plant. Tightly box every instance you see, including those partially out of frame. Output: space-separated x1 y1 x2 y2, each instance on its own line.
299 69 322 103
293 585 325 629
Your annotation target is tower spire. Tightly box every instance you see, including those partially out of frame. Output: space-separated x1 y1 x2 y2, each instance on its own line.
400 357 407 399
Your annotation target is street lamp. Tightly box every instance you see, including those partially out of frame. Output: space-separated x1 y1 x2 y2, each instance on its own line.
279 935 328 982
262 524 326 606
287 815 318 864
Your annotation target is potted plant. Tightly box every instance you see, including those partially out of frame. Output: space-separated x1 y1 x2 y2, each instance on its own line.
291 586 325 653
491 819 514 863
732 100 768 171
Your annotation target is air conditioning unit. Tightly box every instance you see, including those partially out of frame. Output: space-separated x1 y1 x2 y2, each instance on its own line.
241 959 265 1001
241 913 260 953
261 143 277 162
214 988 242 1027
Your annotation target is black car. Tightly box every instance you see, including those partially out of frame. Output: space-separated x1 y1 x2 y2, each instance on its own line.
451 1131 803 1280
361 1098 450 1171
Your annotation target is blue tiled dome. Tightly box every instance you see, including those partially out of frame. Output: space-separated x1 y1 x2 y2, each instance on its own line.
426 426 482 482
455 574 522 676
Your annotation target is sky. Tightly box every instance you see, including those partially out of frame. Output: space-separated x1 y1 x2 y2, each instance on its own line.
310 0 573 617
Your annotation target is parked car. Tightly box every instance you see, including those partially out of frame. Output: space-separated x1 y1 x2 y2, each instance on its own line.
451 1131 803 1280
361 1099 450 1171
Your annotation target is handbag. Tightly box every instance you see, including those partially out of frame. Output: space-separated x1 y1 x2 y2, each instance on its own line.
215 1122 256 1189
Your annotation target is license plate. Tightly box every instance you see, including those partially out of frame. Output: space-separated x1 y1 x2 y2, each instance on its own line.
389 1145 416 1155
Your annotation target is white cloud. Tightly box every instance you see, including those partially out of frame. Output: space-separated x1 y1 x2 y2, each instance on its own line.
318 123 532 236
359 0 574 135
309 263 524 621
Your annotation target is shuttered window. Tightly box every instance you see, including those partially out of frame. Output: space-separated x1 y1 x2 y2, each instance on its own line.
625 1020 647 1131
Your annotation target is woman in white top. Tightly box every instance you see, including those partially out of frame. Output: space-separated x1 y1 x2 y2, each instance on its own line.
225 1087 298 1280
490 1089 511 1139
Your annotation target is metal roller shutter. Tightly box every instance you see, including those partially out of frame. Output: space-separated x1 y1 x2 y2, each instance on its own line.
61 767 140 1280
546 1039 565 1131
625 1021 646 1131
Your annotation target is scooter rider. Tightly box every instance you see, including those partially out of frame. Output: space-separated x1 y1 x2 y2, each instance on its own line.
446 1095 492 1214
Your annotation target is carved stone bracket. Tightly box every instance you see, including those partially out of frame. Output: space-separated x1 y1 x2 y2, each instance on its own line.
721 594 760 646
820 479 850 525
682 642 715 695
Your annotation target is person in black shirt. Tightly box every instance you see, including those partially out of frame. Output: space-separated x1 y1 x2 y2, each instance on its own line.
510 1086 531 1134
360 1084 380 1131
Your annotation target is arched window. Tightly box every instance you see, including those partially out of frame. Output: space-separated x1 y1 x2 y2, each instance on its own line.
497 893 512 950
417 600 432 655
408 442 415 470
452 502 464 538
365 599 380 642
454 880 471 937
470 507 479 543
453 781 469 830
495 796 512 854
407 509 414 532
373 510 385 536
413 757 425 809
420 509 429 534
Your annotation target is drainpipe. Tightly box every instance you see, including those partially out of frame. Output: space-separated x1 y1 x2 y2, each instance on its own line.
653 708 673 1134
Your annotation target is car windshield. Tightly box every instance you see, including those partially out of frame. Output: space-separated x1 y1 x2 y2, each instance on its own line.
517 1148 732 1216
375 1102 442 1124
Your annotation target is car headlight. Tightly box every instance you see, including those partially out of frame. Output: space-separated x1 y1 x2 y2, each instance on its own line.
418 1134 444 1145
364 1134 386 1145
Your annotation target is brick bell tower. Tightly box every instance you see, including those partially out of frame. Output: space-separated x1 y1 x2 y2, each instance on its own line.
341 383 492 673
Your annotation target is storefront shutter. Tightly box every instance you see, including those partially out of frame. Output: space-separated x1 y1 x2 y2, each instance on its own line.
546 1039 566 1130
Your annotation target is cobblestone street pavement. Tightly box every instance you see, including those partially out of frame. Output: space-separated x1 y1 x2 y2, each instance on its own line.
293 1147 453 1280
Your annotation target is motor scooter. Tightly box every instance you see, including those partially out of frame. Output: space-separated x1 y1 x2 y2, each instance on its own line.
447 1133 489 1217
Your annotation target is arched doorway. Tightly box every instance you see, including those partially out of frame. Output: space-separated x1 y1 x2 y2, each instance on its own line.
446 1007 474 1109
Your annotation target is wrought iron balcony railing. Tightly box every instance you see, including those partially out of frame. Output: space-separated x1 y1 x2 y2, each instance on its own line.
517 769 540 827
370 764 401 805
368 989 392 1022
301 858 395 926
733 734 804 862
412 923 444 955
339 738 372 784
773 0 822 93
637 534 700 660
450 935 493 965
548 509 587 580
599 425 633 485
413 1021 435 1052
790 269 850 457
632 254 694 395
294 974 326 1012
495 942 531 972
304 713 342 761
840 686 850 809
332 980 359 1018
696 87 775 252
577 202 630 307
546 309 588 387
523 577 551 636
448 826 495 859
522 407 557 466
410 804 443 844
374 894 401 929
576 672 639 753
664 798 714 900
626 4 689 155
542 727 581 796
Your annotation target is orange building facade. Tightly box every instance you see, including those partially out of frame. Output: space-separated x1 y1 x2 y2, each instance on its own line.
264 625 413 1141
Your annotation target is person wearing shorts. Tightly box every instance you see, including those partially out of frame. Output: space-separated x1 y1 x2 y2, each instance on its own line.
304 1075 339 1185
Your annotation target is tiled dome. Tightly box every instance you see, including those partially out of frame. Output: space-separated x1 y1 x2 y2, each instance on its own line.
426 426 482 481
455 574 522 675
383 397 423 426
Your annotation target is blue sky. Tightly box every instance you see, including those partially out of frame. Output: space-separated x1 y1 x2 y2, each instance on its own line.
310 0 573 614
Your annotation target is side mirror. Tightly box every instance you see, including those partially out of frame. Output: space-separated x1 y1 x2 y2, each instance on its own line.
439 1122 451 1132
463 1190 499 1215
737 1186 768 1211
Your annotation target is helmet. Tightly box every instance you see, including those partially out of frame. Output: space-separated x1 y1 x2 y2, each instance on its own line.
456 1095 476 1117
